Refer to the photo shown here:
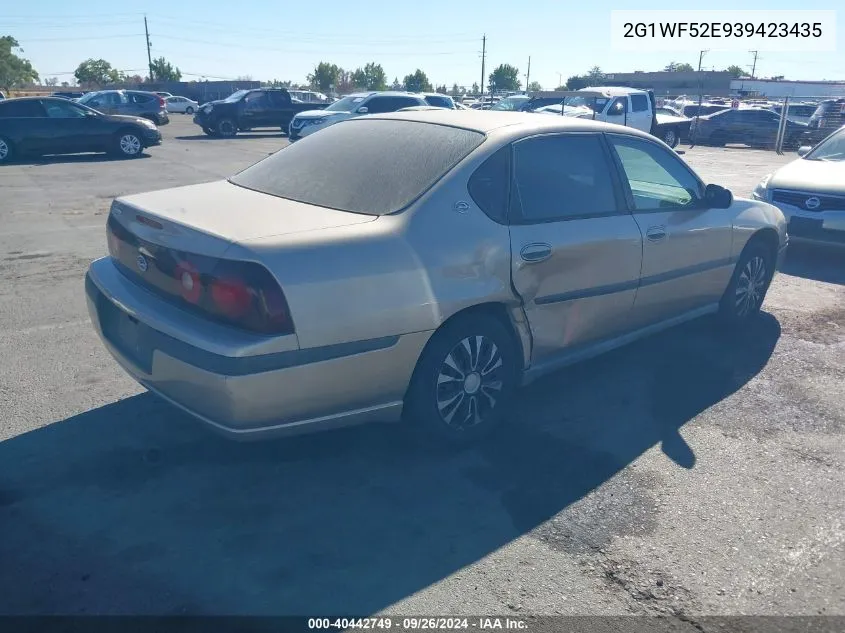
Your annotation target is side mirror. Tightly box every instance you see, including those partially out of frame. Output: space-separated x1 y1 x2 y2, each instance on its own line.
704 183 733 209
797 145 812 157
356 106 369 114
610 102 625 115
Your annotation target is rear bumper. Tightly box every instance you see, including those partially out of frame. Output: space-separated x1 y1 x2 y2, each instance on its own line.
85 257 428 440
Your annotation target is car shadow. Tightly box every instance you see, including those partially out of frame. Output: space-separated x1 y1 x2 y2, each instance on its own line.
9 153 151 166
175 133 288 141
780 242 845 285
0 314 780 615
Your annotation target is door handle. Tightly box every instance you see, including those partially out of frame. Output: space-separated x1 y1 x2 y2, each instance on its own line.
646 225 667 242
520 243 552 263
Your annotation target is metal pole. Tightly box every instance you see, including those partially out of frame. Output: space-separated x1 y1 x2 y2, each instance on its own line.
480 35 486 99
144 16 154 81
775 96 789 155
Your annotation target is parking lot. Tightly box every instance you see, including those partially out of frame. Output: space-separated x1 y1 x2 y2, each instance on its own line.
0 116 843 621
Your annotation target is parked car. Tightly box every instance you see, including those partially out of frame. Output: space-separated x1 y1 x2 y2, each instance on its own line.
690 107 808 148
0 96 161 162
77 90 169 126
192 88 324 137
288 91 426 140
682 104 730 118
165 95 199 114
288 90 332 105
85 111 786 445
770 103 818 125
420 93 457 109
753 126 845 247
804 98 845 145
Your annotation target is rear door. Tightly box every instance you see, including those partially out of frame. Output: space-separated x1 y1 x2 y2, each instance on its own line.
607 133 734 327
0 99 48 153
507 133 643 363
267 91 293 126
629 93 653 132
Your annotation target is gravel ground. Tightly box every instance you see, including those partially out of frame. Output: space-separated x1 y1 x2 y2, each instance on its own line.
0 118 842 625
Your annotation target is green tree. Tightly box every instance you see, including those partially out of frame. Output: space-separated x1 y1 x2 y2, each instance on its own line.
488 64 520 92
390 76 402 90
149 56 181 82
403 69 432 92
663 61 695 72
308 62 341 93
0 36 39 91
725 65 745 78
74 58 120 88
565 74 588 90
450 82 460 96
527 80 542 92
471 82 479 94
351 62 387 91
586 66 604 82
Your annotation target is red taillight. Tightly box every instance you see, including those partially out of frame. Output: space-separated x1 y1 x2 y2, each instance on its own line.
210 278 251 319
157 96 165 108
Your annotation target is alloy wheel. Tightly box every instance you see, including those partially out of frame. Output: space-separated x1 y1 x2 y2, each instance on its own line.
664 129 676 146
436 335 504 430
119 134 141 156
735 255 767 316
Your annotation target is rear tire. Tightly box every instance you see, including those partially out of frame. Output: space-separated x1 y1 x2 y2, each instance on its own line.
0 136 13 163
114 131 143 158
185 106 195 114
217 118 237 137
404 313 520 446
662 127 679 148
718 242 775 327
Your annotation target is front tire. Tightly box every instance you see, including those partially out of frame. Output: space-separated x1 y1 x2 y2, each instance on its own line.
185 106 194 114
718 242 775 326
0 136 13 163
404 313 520 446
114 132 143 158
217 118 237 137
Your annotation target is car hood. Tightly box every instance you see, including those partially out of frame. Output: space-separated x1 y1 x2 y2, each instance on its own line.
296 109 348 119
116 180 376 243
101 113 157 126
769 158 845 196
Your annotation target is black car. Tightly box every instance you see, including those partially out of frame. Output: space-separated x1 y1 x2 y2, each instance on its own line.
51 91 86 100
682 104 730 118
805 98 845 144
0 97 161 163
192 88 326 137
689 107 807 148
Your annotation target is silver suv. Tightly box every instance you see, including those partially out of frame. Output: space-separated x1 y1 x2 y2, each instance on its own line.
77 90 169 125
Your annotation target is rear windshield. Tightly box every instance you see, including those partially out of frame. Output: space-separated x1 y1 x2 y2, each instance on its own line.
230 119 485 215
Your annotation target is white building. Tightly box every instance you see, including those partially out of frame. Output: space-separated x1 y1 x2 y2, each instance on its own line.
731 79 845 98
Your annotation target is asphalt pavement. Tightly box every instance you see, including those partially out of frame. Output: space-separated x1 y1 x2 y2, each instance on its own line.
0 117 842 624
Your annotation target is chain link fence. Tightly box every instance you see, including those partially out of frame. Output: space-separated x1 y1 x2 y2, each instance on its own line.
682 93 845 154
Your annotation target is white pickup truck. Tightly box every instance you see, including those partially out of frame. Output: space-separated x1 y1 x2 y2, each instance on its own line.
528 87 692 148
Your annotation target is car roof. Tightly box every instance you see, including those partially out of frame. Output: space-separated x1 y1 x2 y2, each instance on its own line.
579 86 649 97
345 91 423 98
366 109 661 141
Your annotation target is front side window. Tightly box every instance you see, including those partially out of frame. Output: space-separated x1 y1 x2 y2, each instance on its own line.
44 100 87 118
325 96 365 112
609 135 703 211
510 134 618 223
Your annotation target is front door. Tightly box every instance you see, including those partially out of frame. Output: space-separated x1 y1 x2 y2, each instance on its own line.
604 96 629 128
240 91 272 128
607 133 734 327
508 133 644 364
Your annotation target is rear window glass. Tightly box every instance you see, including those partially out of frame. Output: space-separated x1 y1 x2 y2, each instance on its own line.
230 119 485 215
424 95 454 108
0 100 45 117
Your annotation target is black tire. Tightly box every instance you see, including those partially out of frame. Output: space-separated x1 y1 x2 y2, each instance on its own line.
0 136 13 163
404 313 520 446
662 127 679 148
113 131 143 158
217 118 237 137
718 241 776 326
185 106 194 114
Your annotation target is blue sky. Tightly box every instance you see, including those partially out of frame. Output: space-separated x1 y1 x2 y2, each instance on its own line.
4 1 843 89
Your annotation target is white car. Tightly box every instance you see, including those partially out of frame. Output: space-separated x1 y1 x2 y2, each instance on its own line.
288 91 426 140
165 96 199 114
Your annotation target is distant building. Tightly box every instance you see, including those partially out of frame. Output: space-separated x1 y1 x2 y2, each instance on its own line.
602 71 734 96
730 79 845 98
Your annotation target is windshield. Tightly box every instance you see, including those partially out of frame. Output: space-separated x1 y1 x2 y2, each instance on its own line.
77 92 101 104
230 119 484 215
563 96 609 112
325 96 365 112
805 129 845 161
223 90 250 103
490 96 529 111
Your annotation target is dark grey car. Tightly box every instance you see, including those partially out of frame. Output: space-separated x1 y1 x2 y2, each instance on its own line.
77 90 169 125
